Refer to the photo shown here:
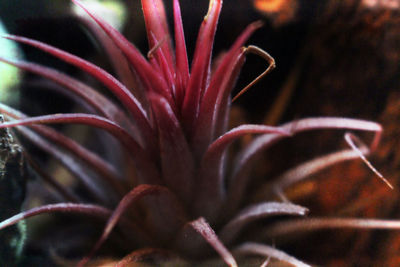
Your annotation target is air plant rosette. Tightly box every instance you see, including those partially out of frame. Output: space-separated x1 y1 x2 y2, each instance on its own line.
0 0 398 266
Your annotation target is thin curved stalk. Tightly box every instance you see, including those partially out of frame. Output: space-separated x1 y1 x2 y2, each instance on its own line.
231 46 276 102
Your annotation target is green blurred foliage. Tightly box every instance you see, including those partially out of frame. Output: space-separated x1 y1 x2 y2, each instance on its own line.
0 20 21 103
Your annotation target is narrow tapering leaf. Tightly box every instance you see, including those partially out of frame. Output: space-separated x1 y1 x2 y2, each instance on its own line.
151 94 194 202
173 0 189 107
3 35 154 146
0 113 162 184
80 185 175 265
0 104 126 195
71 0 174 104
266 149 369 197
0 57 141 143
24 152 79 202
227 117 382 216
193 21 262 155
265 218 400 238
3 123 109 202
0 113 141 154
189 217 237 267
0 203 112 231
194 125 289 220
220 202 308 245
141 0 175 85
181 0 222 135
78 17 149 109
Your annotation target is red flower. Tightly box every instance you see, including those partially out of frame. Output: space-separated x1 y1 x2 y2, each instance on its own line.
0 0 395 266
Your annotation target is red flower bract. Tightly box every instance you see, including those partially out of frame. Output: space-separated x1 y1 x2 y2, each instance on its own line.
0 0 397 266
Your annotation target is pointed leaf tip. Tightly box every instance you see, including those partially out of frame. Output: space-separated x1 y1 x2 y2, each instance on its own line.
190 217 237 267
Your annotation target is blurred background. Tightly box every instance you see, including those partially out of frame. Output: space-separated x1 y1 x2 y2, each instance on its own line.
0 0 399 266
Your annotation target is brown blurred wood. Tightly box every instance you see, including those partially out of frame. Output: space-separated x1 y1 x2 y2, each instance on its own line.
252 0 400 265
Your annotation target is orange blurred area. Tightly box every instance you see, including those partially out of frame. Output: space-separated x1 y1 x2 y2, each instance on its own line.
253 0 297 25
253 0 288 13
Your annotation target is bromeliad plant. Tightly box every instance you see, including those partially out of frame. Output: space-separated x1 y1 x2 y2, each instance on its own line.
0 0 398 266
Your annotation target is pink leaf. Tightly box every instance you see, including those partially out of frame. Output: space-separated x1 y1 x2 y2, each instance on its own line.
189 217 237 267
